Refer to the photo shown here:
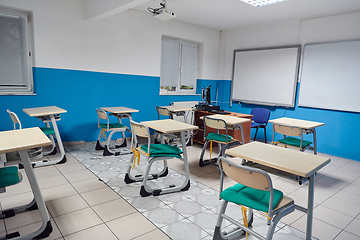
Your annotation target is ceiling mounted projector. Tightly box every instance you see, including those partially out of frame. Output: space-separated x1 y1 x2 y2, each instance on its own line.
148 0 175 21
154 9 175 20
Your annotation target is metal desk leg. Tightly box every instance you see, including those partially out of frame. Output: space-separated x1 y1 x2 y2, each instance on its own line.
306 174 315 240
180 131 190 190
43 121 57 155
103 113 132 155
312 129 317 155
18 150 52 239
239 124 245 145
50 115 66 162
0 153 6 167
115 114 130 147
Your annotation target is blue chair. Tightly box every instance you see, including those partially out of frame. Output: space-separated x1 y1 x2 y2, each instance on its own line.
250 108 270 143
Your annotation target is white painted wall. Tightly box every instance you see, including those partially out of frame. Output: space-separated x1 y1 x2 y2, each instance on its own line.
0 0 220 79
223 11 360 80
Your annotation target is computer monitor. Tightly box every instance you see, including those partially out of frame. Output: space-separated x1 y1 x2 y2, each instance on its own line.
202 85 211 105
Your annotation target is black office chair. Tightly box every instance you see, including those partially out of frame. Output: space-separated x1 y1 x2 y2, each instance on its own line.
250 108 270 143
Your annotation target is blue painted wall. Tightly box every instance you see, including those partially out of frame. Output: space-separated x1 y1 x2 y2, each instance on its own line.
0 67 203 142
1 68 359 161
218 80 360 162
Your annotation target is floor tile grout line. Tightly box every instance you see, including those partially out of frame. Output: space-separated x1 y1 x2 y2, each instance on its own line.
68 145 305 240
68 143 360 239
72 146 214 239
65 148 172 239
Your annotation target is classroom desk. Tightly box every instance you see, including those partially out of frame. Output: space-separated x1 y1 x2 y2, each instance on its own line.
99 107 139 155
141 119 198 195
157 105 191 122
202 114 250 145
199 114 250 166
269 117 324 154
194 110 253 145
23 106 67 167
225 142 330 240
157 105 193 145
0 127 53 239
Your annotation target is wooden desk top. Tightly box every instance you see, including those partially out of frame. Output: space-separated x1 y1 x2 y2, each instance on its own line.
203 114 250 125
0 127 52 154
269 117 324 129
225 142 330 178
158 106 191 112
142 119 198 134
100 107 139 114
23 106 67 117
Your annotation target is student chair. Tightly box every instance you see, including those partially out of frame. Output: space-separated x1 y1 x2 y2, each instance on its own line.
213 157 295 240
154 107 178 143
199 116 240 167
0 165 23 240
250 108 270 143
95 109 128 156
0 166 23 194
272 123 312 152
155 106 190 146
124 120 190 197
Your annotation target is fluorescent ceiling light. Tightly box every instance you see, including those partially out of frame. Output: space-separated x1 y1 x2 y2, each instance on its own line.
240 0 287 7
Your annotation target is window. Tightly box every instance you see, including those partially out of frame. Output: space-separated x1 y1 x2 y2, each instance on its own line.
0 8 34 95
160 38 198 95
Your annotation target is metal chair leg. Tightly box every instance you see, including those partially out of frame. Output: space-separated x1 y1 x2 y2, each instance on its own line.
253 127 259 141
264 127 267 143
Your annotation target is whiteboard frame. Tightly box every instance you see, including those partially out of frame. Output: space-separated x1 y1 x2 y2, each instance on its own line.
230 45 301 107
298 39 360 113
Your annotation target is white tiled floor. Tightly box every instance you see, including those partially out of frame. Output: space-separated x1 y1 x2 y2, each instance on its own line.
1 142 360 240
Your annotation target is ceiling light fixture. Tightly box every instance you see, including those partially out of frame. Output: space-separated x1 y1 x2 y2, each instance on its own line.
240 0 287 7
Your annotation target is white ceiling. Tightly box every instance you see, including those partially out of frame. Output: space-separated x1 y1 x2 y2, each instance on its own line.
131 0 360 30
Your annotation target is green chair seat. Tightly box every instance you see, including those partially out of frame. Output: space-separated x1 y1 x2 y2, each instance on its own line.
278 137 312 148
0 166 21 188
99 123 126 129
205 133 232 142
40 127 55 135
220 183 283 213
141 144 183 158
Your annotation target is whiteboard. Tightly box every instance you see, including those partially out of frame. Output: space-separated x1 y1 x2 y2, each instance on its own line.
231 45 301 107
298 40 360 113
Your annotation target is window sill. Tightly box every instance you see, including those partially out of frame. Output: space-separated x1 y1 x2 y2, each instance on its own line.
159 93 201 96
0 93 37 96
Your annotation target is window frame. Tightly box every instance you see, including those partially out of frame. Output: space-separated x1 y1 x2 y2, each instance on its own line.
0 8 34 95
160 37 198 95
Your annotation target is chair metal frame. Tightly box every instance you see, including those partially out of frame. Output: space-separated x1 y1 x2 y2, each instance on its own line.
199 116 240 167
124 120 190 197
272 123 312 152
213 156 295 240
155 106 191 146
95 109 129 156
